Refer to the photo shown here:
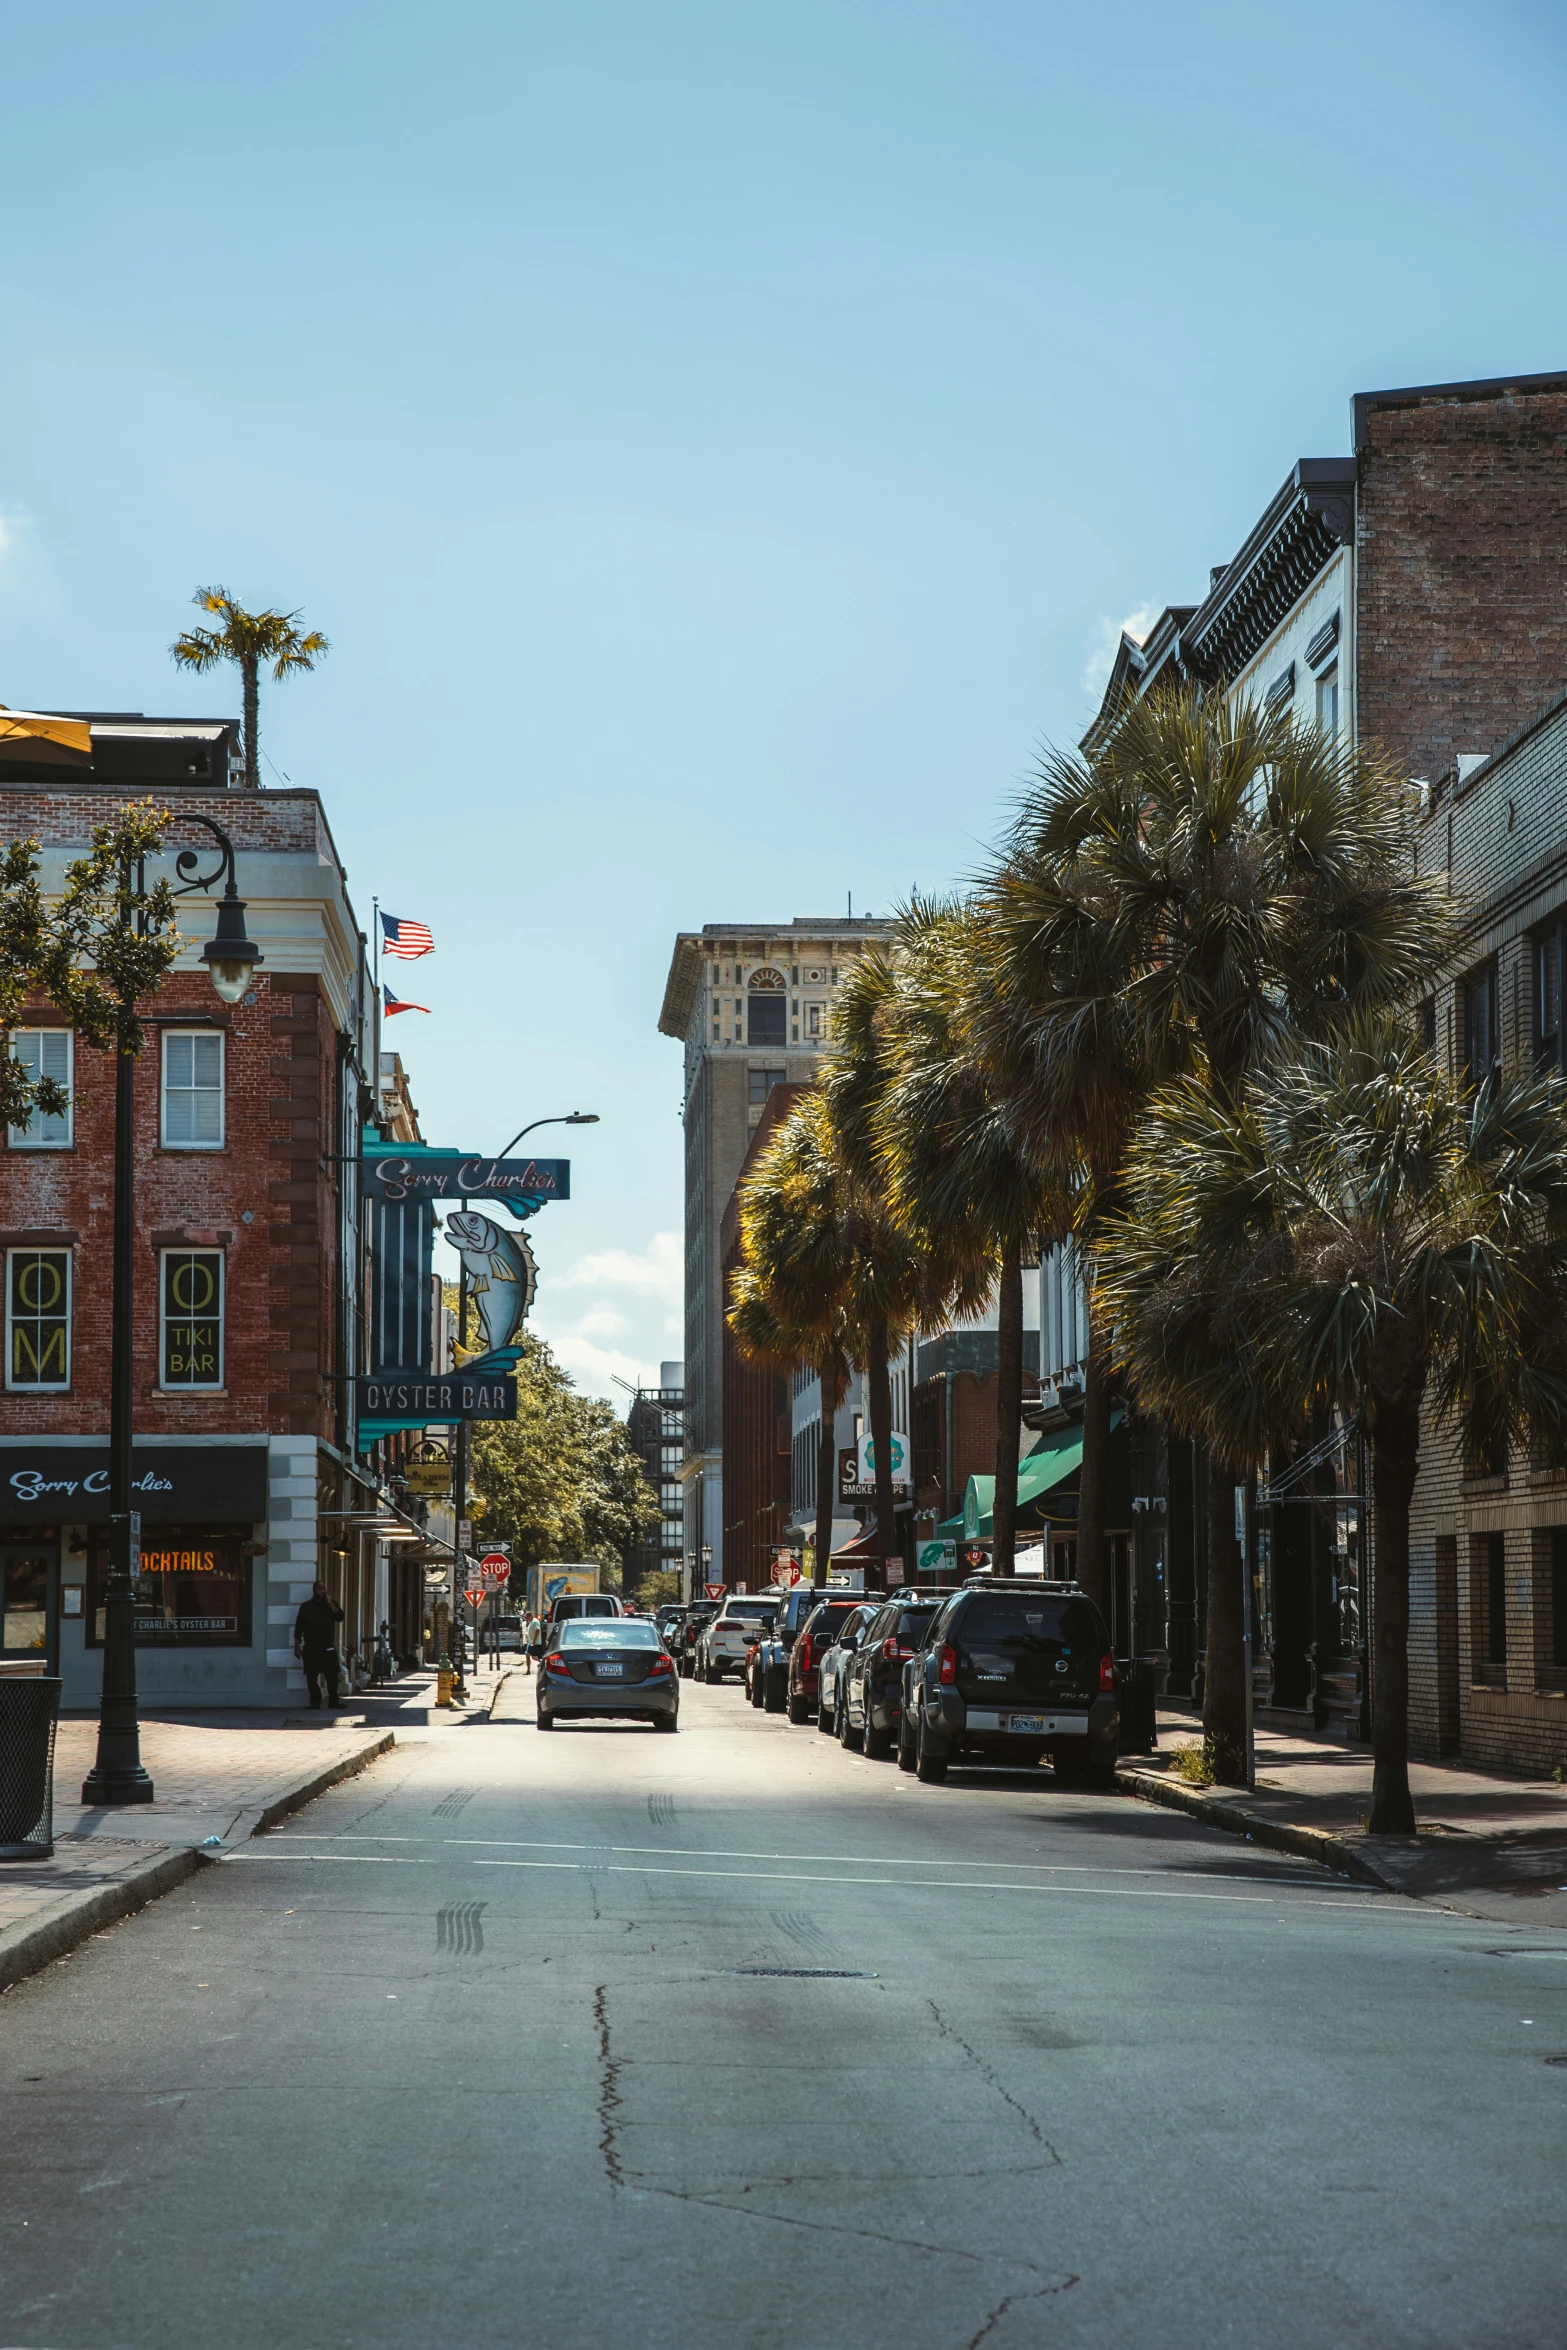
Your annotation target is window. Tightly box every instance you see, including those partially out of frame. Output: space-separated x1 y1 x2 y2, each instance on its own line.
1463 963 1499 1086
1418 998 1437 1056
1472 1531 1507 1678
161 1031 225 1147
1315 665 1340 735
806 1003 822 1040
747 968 787 1048
1534 921 1566 1073
160 1249 224 1388
6 1249 71 1389
1551 1530 1567 1671
748 1068 786 1105
87 1526 252 1647
1 1548 48 1656
7 1027 72 1147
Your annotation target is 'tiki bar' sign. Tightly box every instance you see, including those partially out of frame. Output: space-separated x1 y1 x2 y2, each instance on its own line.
356 1373 517 1422
361 1146 569 1219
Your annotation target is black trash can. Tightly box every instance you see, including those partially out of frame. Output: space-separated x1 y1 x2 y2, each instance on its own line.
0 1676 60 1860
1114 1658 1158 1757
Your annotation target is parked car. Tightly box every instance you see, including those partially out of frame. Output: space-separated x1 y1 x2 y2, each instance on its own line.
747 1584 837 1715
785 1596 875 1723
898 1580 1118 1785
742 1611 778 1704
676 1605 715 1678
537 1616 678 1732
697 1593 778 1682
495 1612 524 1652
815 1603 880 1735
838 1591 953 1757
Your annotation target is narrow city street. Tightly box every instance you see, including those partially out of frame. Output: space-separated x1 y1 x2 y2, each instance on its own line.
1 1681 1563 2350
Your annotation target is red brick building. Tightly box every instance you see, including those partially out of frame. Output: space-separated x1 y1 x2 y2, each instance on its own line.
718 1086 803 1592
0 717 416 1705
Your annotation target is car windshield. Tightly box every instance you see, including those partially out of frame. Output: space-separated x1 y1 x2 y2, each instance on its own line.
958 1595 1106 1651
560 1620 660 1648
898 1606 940 1641
720 1601 773 1621
804 1605 860 1640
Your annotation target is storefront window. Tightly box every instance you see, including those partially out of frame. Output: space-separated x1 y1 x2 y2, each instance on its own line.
87 1525 252 1646
2 1548 49 1654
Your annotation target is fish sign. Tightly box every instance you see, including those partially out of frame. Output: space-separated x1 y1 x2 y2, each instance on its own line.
447 1212 538 1355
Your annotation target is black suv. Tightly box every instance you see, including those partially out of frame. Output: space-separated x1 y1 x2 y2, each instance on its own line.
899 1580 1118 1786
749 1583 834 1716
838 1591 954 1757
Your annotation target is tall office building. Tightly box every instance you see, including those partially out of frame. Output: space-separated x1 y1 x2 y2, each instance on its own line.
658 917 893 1586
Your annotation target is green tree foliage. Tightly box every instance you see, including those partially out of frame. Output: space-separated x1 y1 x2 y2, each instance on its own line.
1097 1023 1567 1831
1 806 182 1129
171 586 329 791
465 1330 659 1575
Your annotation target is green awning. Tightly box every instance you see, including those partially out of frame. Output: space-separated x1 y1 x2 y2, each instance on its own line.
960 1413 1122 1539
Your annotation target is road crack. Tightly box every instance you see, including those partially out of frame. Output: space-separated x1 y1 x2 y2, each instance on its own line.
594 1985 624 2193
927 2000 1059 2161
966 2281 1078 2348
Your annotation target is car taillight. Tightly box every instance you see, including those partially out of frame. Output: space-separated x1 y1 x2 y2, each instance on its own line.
797 1634 814 1673
1098 1653 1116 1692
882 1635 903 1662
937 1643 957 1686
545 1652 570 1675
647 1654 672 1677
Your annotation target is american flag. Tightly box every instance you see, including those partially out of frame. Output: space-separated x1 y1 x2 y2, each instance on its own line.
383 983 430 1017
380 911 434 960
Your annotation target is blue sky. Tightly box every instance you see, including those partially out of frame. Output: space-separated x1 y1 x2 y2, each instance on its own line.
4 0 1566 1393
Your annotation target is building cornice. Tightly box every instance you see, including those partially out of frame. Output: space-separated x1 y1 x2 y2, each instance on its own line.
1181 460 1355 685
1353 367 1567 453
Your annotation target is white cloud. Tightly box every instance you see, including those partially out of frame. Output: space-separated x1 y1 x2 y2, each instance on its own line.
1082 603 1161 698
531 1230 683 1401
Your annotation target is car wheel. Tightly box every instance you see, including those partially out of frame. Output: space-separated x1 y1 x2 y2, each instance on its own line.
764 1668 787 1715
787 1693 809 1725
654 1713 678 1734
863 1711 892 1761
702 1660 717 1685
536 1712 555 1731
915 1713 948 1784
816 1689 836 1734
897 1711 917 1772
1086 1747 1117 1791
838 1692 862 1751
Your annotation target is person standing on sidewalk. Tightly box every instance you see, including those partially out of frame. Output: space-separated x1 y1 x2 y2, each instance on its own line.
294 1581 346 1709
521 1613 541 1674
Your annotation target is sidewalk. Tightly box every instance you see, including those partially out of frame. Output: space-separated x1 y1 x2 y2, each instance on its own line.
1119 1703 1567 1925
0 1695 407 1994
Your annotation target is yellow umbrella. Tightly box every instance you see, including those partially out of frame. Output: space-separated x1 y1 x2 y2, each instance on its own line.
0 704 93 756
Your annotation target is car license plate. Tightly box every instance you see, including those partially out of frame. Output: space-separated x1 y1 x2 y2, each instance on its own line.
1006 1713 1046 1734
596 1662 625 1679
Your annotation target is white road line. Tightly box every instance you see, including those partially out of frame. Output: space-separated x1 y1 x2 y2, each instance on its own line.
271 1831 1335 1887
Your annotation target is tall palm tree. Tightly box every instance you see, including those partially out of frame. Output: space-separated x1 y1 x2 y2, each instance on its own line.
171 587 330 790
817 954 986 1585
1097 1025 1567 1832
984 682 1457 1781
729 1096 857 1588
872 898 1072 1573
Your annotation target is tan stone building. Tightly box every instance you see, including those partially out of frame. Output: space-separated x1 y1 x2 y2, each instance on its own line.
658 918 892 1587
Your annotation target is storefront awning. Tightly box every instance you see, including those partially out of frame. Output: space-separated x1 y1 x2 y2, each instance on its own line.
960 1413 1122 1539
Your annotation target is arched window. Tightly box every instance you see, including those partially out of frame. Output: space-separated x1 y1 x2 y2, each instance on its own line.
747 967 787 1047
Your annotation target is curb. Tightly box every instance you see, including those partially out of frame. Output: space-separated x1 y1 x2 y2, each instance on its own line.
487 1671 517 1721
0 1844 202 1994
1114 1762 1400 1892
0 1728 398 1996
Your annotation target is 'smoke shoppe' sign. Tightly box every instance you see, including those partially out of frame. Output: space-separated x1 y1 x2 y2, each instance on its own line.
356 1374 517 1422
0 1443 269 1525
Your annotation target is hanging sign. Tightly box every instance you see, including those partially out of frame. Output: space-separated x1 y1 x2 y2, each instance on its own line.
356 1373 516 1422
362 1150 570 1217
404 1461 452 1496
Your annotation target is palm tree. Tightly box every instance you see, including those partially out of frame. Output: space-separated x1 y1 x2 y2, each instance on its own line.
872 898 1072 1572
1097 1025 1567 1832
817 954 987 1586
729 1095 857 1588
984 682 1457 1780
171 587 329 790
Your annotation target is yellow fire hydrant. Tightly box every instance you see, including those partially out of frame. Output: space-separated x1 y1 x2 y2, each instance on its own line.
436 1657 455 1707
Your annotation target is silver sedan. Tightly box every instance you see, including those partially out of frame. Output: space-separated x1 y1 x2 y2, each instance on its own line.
537 1618 680 1732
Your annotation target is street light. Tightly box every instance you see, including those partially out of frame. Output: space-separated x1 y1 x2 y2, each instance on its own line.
82 817 262 1806
493 1110 599 1160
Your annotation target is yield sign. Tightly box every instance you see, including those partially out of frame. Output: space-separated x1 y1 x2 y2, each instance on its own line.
704 1582 726 1602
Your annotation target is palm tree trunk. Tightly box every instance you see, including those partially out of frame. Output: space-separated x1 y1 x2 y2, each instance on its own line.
1075 1299 1112 1617
991 1240 1023 1576
242 655 260 790
1202 1446 1248 1785
813 1350 845 1589
868 1312 896 1594
1368 1397 1420 1836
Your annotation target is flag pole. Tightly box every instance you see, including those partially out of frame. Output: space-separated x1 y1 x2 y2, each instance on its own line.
371 896 381 1120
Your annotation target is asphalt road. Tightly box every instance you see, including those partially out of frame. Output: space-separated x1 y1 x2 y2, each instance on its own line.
2 1675 1565 2350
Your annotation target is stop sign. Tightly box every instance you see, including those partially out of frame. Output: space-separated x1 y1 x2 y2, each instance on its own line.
479 1551 511 1588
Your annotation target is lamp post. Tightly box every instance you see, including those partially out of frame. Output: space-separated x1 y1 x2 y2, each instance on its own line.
493 1110 599 1159
82 819 262 1805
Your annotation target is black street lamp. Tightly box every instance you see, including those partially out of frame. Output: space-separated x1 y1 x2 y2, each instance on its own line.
82 818 262 1806
493 1109 599 1159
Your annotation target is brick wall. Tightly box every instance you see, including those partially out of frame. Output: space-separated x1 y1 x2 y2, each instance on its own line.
2 967 344 1448
1357 383 1567 785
